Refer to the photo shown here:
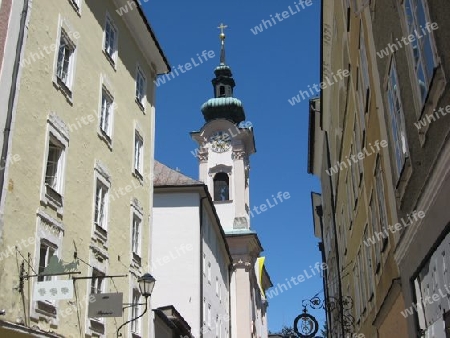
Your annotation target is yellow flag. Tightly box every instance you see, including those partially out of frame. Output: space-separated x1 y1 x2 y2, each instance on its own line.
257 257 265 296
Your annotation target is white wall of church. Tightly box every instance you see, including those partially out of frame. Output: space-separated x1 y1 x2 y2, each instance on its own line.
152 192 201 335
201 205 231 338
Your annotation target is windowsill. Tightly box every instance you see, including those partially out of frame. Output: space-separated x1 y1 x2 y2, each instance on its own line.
89 318 105 334
132 170 144 184
42 184 64 216
98 129 113 150
135 97 146 113
54 77 73 104
94 223 108 243
68 0 81 15
36 300 57 318
214 200 233 204
132 252 142 266
102 49 117 71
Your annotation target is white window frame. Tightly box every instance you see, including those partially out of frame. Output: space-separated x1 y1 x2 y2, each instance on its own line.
208 262 212 284
99 86 114 141
203 298 207 325
130 289 141 335
375 158 388 252
134 130 144 176
208 304 211 328
130 198 143 266
94 179 108 230
135 65 147 110
403 0 438 108
386 58 408 182
131 211 142 258
31 212 64 325
369 193 381 272
363 225 374 302
41 114 69 215
53 18 77 97
93 162 111 238
103 13 118 65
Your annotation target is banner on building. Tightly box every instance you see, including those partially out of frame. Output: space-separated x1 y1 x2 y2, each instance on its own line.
34 280 74 301
88 292 123 318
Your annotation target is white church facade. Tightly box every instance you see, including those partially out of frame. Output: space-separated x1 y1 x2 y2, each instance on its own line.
151 27 272 338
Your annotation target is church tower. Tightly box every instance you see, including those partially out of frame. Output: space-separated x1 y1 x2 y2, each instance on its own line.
191 25 271 338
191 24 255 232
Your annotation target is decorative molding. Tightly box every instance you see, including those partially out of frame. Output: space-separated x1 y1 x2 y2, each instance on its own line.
95 160 111 182
208 164 232 177
232 151 246 161
197 147 208 163
232 258 252 271
89 243 109 262
131 197 143 216
36 210 64 236
48 113 69 141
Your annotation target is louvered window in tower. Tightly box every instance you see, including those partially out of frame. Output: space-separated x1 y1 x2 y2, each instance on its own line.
214 173 229 201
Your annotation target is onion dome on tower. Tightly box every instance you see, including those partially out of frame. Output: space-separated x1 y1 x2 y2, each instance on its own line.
201 24 246 124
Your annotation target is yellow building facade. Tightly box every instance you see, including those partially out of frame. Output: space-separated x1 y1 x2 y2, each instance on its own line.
309 0 409 336
0 0 169 337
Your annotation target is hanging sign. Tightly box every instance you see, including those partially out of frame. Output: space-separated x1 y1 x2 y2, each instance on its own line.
34 280 74 301
88 292 123 318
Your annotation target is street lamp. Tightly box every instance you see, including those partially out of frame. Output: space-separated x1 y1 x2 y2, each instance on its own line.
116 273 156 337
138 273 156 297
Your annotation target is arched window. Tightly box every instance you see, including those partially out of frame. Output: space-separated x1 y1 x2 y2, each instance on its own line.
214 173 229 201
219 85 225 97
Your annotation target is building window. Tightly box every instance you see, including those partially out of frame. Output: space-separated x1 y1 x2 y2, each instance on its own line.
38 241 57 282
131 213 141 257
94 179 109 230
215 315 219 337
216 277 219 296
100 87 114 139
135 66 147 109
203 298 206 324
90 269 105 294
104 15 118 64
364 226 374 301
375 160 388 251
208 304 211 327
369 195 382 271
130 289 141 335
203 253 206 276
214 173 229 201
387 59 408 181
358 26 370 122
45 137 65 195
404 0 437 106
208 262 211 284
56 29 76 91
134 131 143 175
357 249 367 314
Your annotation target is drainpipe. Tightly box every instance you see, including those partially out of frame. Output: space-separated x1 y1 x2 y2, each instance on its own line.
0 0 29 203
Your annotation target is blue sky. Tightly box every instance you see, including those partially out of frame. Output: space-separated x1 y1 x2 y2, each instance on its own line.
144 0 323 333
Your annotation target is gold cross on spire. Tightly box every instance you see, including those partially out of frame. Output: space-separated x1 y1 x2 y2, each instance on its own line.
218 23 228 41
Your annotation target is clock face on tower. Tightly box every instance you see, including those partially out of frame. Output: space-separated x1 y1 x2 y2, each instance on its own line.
209 131 231 153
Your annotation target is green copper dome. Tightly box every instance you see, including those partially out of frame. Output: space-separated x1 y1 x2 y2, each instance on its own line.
201 97 245 124
201 33 246 124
